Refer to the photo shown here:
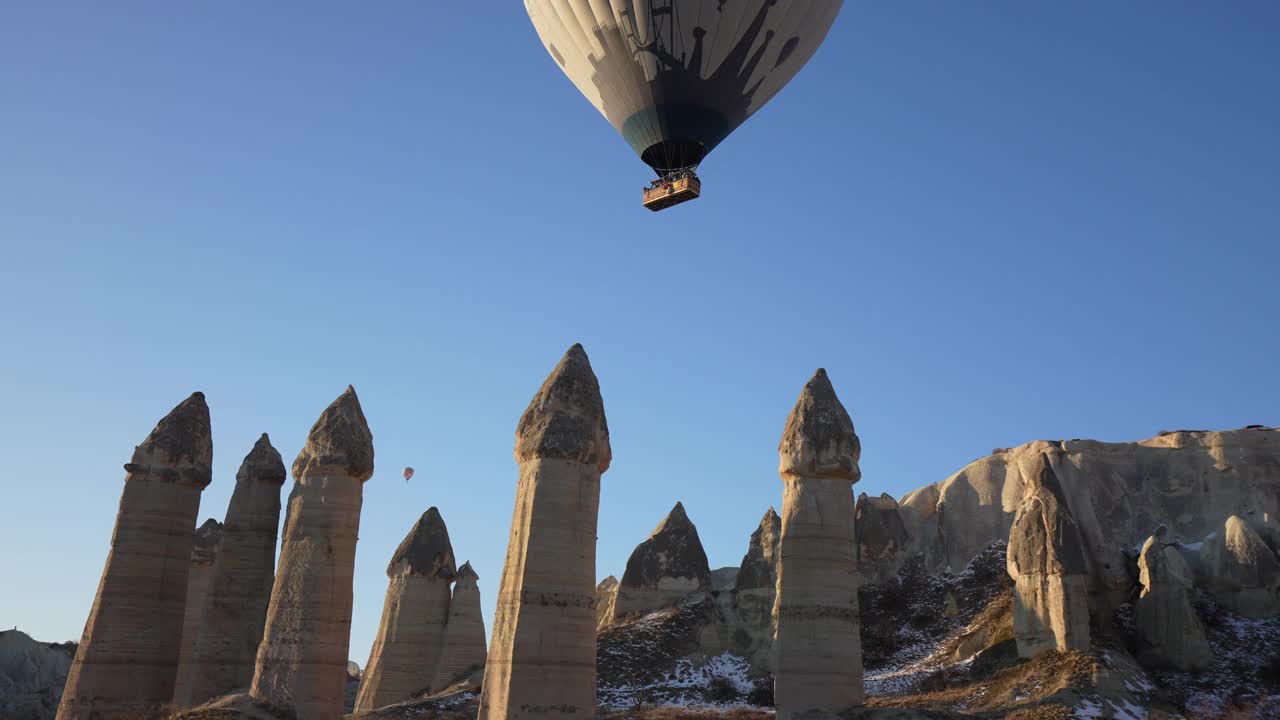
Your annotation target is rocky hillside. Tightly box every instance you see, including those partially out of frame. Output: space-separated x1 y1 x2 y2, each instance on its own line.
584 425 1280 719
0 630 75 720
890 428 1279 598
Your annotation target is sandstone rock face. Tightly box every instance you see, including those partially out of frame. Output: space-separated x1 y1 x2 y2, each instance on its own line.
731 507 781 671
251 386 374 720
1198 515 1280 617
899 428 1280 611
434 561 488 691
595 576 619 630
856 493 910 585
176 434 285 707
773 369 863 719
479 344 610 720
613 502 712 620
897 484 941 570
896 453 1024 576
57 392 213 720
173 518 223 704
355 508 457 713
1006 452 1091 659
1135 527 1212 670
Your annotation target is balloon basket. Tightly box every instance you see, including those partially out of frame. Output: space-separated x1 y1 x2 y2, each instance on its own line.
642 172 701 212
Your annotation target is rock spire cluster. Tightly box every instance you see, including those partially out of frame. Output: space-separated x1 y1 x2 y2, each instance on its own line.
175 434 285 707
434 560 488 691
354 508 457 713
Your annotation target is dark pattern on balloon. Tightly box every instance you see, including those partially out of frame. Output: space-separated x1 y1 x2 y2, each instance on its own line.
585 0 803 171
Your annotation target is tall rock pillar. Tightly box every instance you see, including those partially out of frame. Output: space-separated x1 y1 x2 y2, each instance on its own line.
772 369 864 719
433 561 489 691
177 434 285 707
251 386 374 720
1007 452 1091 658
173 519 223 703
56 392 213 720
478 344 611 720
733 507 781 672
594 577 619 631
354 508 456 712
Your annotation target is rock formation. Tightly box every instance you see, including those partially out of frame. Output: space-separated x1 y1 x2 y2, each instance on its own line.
173 518 223 703
1006 452 1091 659
1198 515 1280 617
176 434 285 707
594 576 619 630
251 386 374 720
478 344 611 720
613 502 712 619
896 427 1280 612
354 508 457 713
1 630 74 720
772 369 863 719
732 507 781 671
433 561 488 691
1134 526 1212 670
856 493 910 585
709 565 741 628
56 392 213 720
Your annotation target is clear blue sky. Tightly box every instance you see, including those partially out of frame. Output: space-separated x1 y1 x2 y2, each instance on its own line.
2 3 1277 667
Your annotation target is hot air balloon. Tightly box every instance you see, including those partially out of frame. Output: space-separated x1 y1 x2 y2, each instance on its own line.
525 0 844 211
402 466 415 482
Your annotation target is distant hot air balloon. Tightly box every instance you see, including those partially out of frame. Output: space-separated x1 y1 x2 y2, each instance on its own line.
402 466 415 482
525 0 844 211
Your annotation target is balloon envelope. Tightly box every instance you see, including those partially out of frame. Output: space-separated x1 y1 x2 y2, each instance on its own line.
525 0 844 173
402 466 415 482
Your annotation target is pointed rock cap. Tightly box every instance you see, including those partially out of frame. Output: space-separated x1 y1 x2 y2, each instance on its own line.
237 433 286 486
778 369 860 483
455 561 479 584
736 507 782 591
655 501 693 533
515 344 611 472
192 518 223 565
597 575 619 591
292 385 374 482
620 501 711 590
126 392 213 488
387 507 457 579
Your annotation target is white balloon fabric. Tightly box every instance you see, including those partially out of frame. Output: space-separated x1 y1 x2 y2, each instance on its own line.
525 0 843 173
402 466 415 482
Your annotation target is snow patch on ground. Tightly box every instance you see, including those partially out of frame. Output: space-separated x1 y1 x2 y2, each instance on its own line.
599 652 758 711
1136 594 1280 714
1073 696 1148 720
